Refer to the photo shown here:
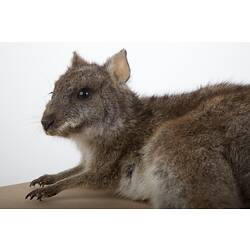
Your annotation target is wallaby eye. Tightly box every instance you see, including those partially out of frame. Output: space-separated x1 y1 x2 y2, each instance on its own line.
78 88 91 99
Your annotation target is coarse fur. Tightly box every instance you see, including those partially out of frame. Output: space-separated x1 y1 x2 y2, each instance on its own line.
26 49 250 208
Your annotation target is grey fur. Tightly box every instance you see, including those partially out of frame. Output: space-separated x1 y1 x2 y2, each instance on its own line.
26 50 250 208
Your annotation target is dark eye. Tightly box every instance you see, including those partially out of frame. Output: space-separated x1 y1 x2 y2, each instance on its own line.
78 88 91 99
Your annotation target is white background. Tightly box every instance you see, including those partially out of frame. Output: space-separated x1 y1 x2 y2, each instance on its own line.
1 43 250 186
1 1 250 250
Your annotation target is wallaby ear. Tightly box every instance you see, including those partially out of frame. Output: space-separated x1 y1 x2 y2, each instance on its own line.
71 51 88 68
105 49 130 84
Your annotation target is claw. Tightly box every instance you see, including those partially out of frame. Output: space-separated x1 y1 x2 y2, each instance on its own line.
25 185 58 201
37 196 42 201
30 194 36 200
30 181 37 187
37 192 43 200
28 175 55 188
25 190 38 200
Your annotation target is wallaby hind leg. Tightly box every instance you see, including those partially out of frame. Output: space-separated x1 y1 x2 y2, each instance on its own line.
143 122 242 208
147 151 242 208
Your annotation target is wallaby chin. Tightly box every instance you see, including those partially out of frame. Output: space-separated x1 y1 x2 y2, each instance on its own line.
27 51 249 208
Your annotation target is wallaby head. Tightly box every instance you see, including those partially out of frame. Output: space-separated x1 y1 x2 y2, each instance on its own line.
41 49 134 137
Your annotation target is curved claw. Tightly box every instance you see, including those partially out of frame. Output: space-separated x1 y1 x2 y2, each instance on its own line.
29 175 55 188
25 193 32 200
25 189 43 200
30 194 36 200
25 186 58 201
29 180 39 187
37 194 43 201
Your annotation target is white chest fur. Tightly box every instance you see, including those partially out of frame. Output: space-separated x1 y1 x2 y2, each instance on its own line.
71 133 94 171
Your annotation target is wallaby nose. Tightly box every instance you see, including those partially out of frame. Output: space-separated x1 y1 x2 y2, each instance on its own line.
41 114 55 131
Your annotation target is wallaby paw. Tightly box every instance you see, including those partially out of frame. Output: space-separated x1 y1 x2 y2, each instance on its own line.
29 174 56 187
25 186 59 201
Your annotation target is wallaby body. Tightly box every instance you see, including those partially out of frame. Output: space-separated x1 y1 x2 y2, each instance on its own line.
26 50 250 208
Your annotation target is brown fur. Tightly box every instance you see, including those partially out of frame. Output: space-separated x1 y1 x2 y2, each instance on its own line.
26 50 250 208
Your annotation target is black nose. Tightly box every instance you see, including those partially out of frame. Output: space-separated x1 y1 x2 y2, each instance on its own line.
41 115 55 131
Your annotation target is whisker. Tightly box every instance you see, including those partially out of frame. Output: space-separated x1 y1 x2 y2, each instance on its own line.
29 121 41 124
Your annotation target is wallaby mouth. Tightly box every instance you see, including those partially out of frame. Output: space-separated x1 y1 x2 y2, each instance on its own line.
41 114 64 136
41 119 54 131
42 117 83 137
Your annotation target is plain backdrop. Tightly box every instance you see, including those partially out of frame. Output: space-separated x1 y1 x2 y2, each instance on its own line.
1 1 250 250
1 43 250 186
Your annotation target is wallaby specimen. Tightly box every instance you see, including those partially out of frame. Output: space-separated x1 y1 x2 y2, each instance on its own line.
26 49 250 208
